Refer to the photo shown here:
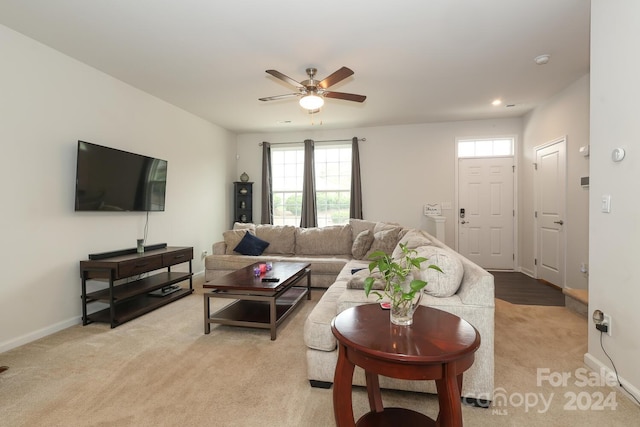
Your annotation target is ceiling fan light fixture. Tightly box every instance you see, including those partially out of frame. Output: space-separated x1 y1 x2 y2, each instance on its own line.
299 94 324 110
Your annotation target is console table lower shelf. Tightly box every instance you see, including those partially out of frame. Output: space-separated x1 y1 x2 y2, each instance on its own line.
80 245 194 328
86 273 193 325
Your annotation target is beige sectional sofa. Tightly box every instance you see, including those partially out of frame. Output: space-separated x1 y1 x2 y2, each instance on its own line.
204 219 494 404
204 222 354 288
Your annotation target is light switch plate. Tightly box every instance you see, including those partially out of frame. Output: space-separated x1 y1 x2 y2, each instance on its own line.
601 195 611 213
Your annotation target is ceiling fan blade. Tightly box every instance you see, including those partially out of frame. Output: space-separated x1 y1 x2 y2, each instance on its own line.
265 70 305 89
259 93 300 101
323 91 366 103
318 67 354 89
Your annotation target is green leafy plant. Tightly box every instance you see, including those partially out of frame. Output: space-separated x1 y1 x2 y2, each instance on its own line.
364 243 442 309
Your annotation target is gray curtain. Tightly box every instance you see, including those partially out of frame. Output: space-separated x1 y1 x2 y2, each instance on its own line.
300 139 317 228
349 136 363 219
261 142 273 224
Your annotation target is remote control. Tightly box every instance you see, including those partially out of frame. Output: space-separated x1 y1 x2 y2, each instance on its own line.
261 277 280 282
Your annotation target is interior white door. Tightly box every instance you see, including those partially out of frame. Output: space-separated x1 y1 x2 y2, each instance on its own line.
535 139 566 286
458 157 515 269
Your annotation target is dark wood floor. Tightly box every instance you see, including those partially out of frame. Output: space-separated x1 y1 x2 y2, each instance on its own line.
492 271 565 306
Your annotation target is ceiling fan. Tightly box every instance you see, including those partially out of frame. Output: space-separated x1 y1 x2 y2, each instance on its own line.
259 66 366 111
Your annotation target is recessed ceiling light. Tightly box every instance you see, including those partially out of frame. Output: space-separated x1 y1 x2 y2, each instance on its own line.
534 54 551 65
277 120 292 124
492 99 502 106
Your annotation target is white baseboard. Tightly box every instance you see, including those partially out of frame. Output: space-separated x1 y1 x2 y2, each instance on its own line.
0 316 81 354
519 267 535 278
584 352 640 406
1 273 203 354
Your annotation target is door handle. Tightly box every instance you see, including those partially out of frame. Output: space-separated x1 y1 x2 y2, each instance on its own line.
461 220 469 224
554 220 564 225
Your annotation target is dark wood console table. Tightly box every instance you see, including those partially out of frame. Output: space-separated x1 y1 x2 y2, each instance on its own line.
80 245 193 328
331 304 480 427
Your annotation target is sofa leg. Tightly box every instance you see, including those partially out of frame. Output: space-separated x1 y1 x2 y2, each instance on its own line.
309 380 333 389
461 397 491 408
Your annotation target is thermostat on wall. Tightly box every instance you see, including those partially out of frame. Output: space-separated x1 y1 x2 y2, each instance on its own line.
612 148 625 162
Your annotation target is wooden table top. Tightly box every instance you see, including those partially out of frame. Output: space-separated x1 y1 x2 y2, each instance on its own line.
331 304 480 364
203 261 310 292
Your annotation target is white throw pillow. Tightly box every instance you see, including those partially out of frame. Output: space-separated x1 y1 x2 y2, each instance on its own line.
391 229 432 259
414 246 464 297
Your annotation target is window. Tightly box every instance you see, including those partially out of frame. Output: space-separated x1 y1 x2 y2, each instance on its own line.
271 147 304 226
271 143 352 227
457 138 514 158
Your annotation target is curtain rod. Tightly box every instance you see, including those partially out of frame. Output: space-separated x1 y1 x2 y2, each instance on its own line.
258 137 365 146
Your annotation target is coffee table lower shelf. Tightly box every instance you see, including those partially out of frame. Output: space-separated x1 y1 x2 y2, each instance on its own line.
204 286 308 340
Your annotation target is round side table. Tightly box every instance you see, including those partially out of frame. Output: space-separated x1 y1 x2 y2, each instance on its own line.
331 304 480 427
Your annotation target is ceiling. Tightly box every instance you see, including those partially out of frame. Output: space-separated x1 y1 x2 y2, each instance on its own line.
0 0 590 134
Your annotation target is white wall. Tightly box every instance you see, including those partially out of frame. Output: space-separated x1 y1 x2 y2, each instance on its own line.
587 0 640 400
237 119 522 249
0 25 236 351
520 75 590 289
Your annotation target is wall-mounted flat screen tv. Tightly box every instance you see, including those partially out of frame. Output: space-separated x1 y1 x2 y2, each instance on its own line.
75 141 167 212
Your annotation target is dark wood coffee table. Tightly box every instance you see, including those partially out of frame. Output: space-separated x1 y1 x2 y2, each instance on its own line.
331 304 480 426
203 261 311 340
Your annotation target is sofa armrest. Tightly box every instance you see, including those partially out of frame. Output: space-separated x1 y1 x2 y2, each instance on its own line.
212 241 226 255
457 266 495 307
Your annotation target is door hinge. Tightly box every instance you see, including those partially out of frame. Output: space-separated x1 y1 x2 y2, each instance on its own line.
534 211 538 218
533 162 538 170
513 210 515 217
534 258 537 265
513 254 515 261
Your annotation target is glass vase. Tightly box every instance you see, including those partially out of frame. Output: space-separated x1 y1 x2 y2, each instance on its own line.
390 291 423 326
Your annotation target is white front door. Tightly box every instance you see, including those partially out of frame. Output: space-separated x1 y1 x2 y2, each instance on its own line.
535 139 566 286
458 157 515 269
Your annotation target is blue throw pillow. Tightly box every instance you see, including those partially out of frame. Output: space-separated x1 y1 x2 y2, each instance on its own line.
233 231 270 256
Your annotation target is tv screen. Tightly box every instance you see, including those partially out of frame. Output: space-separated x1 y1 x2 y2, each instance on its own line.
75 141 167 212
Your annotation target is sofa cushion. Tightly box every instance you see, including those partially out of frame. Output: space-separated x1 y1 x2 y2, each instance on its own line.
256 224 295 254
286 255 351 275
233 231 270 256
233 222 256 232
391 229 432 258
223 229 254 255
415 246 463 297
365 227 402 259
349 218 377 241
351 229 374 260
295 225 352 255
346 268 385 290
304 282 346 351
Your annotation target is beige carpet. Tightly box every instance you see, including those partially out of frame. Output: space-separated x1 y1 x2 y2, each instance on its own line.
1 290 638 426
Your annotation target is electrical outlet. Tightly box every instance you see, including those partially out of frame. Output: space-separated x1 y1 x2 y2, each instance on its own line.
603 314 612 336
201 250 208 259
